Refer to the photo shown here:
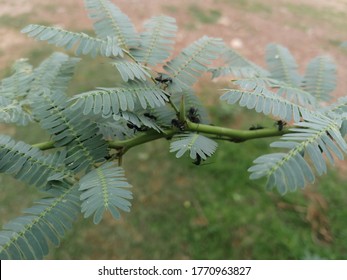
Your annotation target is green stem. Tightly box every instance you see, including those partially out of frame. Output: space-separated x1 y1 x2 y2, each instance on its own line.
31 123 290 154
108 129 176 152
186 121 290 141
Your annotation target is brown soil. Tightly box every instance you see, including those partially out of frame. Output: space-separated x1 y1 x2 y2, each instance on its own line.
1 0 347 90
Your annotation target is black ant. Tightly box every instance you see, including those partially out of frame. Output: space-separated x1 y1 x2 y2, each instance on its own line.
155 73 172 85
127 113 157 132
187 107 200 123
193 154 203 165
171 119 185 131
144 112 157 121
126 122 148 132
249 124 264 130
275 120 287 131
192 153 213 166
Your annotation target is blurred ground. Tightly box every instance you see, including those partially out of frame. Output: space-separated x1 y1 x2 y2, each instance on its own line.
1 0 347 95
1 0 347 260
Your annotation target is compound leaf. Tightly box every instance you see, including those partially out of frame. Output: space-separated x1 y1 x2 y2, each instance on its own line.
302 56 337 102
29 52 80 98
21 24 123 58
164 36 225 92
0 97 32 126
209 47 269 78
84 0 139 48
170 133 218 160
33 88 108 173
0 185 80 259
132 15 177 66
266 43 301 87
69 81 169 117
249 114 347 194
0 135 72 189
110 59 151 82
79 162 132 224
220 79 314 123
0 59 34 125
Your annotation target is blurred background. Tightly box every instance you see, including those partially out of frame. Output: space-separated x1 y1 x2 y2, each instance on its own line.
1 0 347 259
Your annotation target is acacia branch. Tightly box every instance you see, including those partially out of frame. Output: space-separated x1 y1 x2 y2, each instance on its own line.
32 123 290 153
186 121 290 141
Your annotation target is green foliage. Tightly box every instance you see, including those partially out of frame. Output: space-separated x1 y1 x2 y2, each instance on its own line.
265 43 301 87
209 47 269 78
302 56 336 102
0 0 346 259
69 82 169 116
0 135 71 188
220 78 313 123
0 59 34 125
170 133 218 160
79 162 132 224
132 16 177 66
164 36 225 92
217 42 343 195
84 0 139 48
249 114 347 194
110 59 150 82
0 186 80 259
21 24 124 58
